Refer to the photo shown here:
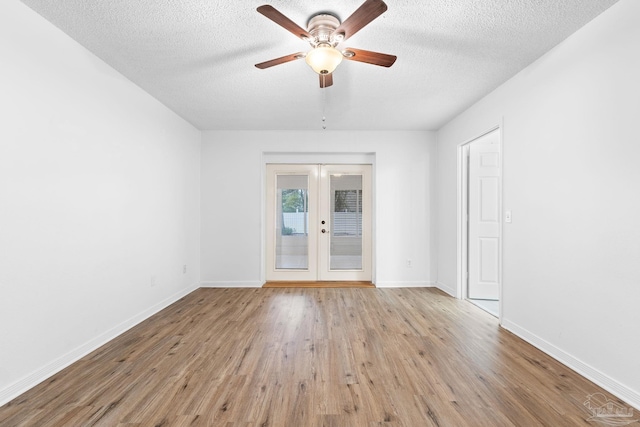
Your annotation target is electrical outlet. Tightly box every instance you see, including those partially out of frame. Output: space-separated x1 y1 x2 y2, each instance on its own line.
150 275 156 287
407 259 412 268
183 264 187 274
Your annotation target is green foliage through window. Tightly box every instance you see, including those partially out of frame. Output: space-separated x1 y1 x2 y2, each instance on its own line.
281 189 307 213
334 190 362 212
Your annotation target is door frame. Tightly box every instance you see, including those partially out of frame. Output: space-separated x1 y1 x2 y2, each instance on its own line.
261 152 376 285
457 125 503 321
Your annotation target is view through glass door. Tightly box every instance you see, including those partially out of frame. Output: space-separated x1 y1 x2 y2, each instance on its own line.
265 164 372 282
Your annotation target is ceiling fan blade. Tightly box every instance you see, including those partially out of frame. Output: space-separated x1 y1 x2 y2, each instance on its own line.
255 52 306 69
332 0 388 42
257 5 313 41
319 73 334 88
342 48 396 67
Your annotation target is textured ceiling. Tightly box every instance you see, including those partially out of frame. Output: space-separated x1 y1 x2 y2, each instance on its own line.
20 0 619 131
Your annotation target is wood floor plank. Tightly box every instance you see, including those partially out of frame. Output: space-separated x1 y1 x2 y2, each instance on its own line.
1 288 636 426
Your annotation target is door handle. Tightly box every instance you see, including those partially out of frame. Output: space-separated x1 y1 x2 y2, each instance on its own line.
322 229 329 233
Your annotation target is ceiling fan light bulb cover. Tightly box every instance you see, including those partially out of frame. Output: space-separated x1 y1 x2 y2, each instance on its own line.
305 46 343 74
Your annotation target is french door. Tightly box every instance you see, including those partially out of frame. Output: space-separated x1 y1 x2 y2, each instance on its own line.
265 164 372 282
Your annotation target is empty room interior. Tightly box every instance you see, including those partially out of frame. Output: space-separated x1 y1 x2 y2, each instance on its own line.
1 0 639 425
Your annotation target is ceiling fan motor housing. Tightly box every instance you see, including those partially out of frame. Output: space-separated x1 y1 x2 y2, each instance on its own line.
307 14 342 46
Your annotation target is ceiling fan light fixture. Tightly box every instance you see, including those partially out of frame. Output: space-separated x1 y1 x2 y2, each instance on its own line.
305 45 343 75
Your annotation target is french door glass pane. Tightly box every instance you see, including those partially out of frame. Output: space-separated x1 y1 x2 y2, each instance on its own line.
330 174 362 270
276 175 309 270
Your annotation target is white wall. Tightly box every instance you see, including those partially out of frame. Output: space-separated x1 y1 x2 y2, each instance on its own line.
436 0 640 408
201 130 436 287
0 1 201 404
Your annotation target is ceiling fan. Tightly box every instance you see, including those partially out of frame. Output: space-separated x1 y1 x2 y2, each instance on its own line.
255 0 397 88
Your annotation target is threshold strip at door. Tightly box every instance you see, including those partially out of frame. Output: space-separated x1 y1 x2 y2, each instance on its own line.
263 281 375 288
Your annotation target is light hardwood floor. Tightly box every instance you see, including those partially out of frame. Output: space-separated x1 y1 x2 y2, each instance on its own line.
0 288 634 426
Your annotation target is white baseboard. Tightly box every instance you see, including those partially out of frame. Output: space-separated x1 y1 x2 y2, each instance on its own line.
375 281 433 288
435 281 457 297
200 281 262 288
0 283 199 407
501 319 640 411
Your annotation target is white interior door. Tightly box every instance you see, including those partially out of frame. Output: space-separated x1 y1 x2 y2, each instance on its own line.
266 164 372 282
467 130 501 299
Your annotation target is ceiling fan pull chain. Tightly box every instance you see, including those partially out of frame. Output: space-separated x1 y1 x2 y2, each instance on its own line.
322 86 327 130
